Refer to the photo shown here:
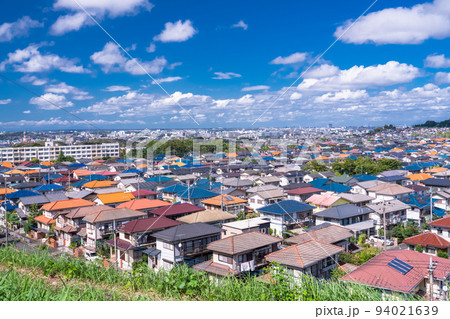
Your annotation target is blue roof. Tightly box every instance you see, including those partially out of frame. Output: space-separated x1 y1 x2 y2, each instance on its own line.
122 169 144 174
84 174 108 181
160 184 188 194
310 178 329 188
1 200 17 211
182 163 205 168
176 187 218 200
353 174 378 181
317 183 351 193
33 184 66 192
262 156 276 161
118 159 134 163
146 176 172 182
6 190 39 199
71 180 89 187
398 193 436 209
259 200 314 215
433 208 447 217
379 175 407 182
68 163 86 168
43 174 63 181
404 164 422 171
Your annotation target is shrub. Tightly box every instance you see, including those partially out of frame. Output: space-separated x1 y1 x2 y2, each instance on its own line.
415 245 423 253
437 251 448 259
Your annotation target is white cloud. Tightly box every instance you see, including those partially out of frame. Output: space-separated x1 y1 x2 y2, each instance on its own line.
0 16 42 42
152 76 182 84
335 0 450 44
45 82 93 100
153 20 197 42
20 75 47 86
50 12 91 35
23 110 31 114
0 117 145 127
90 42 167 74
146 42 156 53
212 72 242 80
103 85 131 92
290 92 302 100
297 61 420 91
304 64 339 78
0 99 11 104
232 20 248 30
242 85 270 92
315 89 369 103
29 93 74 110
0 44 88 73
435 72 450 84
270 52 307 65
425 54 450 68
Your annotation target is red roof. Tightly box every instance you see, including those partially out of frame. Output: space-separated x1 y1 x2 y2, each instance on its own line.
341 250 450 293
403 232 450 249
286 186 323 195
97 170 119 176
53 176 80 183
119 216 181 233
151 203 205 217
428 215 450 228
131 189 158 197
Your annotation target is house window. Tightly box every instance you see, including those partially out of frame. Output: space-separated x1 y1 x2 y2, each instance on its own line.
163 242 173 251
437 229 443 235
124 233 130 240
218 254 229 263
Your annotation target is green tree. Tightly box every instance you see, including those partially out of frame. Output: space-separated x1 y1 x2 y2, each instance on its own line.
437 251 448 259
305 160 328 173
330 266 346 280
415 245 423 253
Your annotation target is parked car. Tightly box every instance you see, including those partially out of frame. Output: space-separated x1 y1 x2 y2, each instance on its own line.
84 251 100 261
369 235 393 246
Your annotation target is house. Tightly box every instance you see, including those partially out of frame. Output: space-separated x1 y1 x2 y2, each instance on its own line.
54 205 112 248
174 187 218 207
83 208 146 252
341 250 450 300
433 190 450 211
351 180 386 196
428 215 450 240
421 178 450 192
257 200 315 236
254 176 281 187
306 191 350 212
93 192 135 207
193 231 282 276
151 203 205 220
265 239 344 279
314 204 375 237
366 200 411 231
338 193 374 207
201 195 247 214
176 209 237 226
285 224 354 250
285 186 322 202
153 223 223 270
403 232 450 256
367 183 414 203
248 189 285 211
82 180 117 190
116 198 171 215
303 173 322 183
221 217 271 238
398 193 438 225
106 216 182 269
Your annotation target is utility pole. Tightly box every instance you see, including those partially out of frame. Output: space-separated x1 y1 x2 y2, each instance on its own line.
383 202 387 251
4 175 8 246
428 257 438 301
113 219 118 270
430 186 433 223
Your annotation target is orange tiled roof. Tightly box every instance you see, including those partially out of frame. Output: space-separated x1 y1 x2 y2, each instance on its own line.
42 198 95 211
403 232 450 249
0 188 16 195
83 180 117 188
34 214 56 225
1 161 14 168
73 169 93 176
426 167 447 173
117 198 170 210
406 173 433 181
40 161 53 166
201 195 247 206
96 192 135 204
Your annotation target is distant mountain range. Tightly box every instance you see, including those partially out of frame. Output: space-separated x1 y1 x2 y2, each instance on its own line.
414 119 450 128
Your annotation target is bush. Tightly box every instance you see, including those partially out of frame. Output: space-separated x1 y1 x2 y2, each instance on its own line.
357 234 366 245
437 251 448 259
415 245 423 253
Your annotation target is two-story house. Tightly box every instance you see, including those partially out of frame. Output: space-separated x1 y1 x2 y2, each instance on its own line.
366 199 411 232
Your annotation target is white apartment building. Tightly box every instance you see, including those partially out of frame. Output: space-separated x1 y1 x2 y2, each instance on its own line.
0 143 120 162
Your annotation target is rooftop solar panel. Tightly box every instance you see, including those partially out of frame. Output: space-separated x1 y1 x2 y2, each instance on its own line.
225 196 234 201
388 258 413 275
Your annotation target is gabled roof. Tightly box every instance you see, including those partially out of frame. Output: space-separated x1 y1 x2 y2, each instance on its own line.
314 204 372 220
366 199 411 214
65 205 113 219
341 250 450 293
119 216 182 233
285 186 322 195
422 178 450 188
175 187 218 200
367 183 413 196
207 231 281 255
83 208 146 223
286 224 353 245
176 209 237 224
265 239 344 269
34 214 56 225
95 192 135 204
306 191 344 207
117 198 171 210
151 203 205 217
201 195 247 206
152 222 223 242
428 215 450 229
258 200 314 215
83 180 117 188
41 198 95 211
403 232 450 249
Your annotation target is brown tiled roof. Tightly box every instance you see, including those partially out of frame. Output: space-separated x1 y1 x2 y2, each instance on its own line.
428 215 450 228
193 260 239 277
403 232 450 249
176 209 237 224
285 224 353 245
207 231 281 255
83 208 146 223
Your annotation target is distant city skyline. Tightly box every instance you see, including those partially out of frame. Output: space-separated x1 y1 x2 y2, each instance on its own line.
0 0 449 130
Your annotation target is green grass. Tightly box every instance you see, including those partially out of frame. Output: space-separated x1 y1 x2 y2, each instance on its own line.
0 246 420 301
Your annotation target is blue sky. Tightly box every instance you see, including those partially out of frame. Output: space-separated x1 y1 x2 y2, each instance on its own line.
0 0 449 130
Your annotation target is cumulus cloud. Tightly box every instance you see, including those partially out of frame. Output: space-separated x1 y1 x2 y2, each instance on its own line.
232 20 248 30
270 52 307 65
29 93 74 110
314 89 369 103
0 16 42 42
20 75 47 86
45 82 93 100
0 44 88 73
435 72 450 84
212 72 242 80
242 85 270 92
103 85 131 92
0 99 11 104
153 20 197 42
152 76 182 84
425 54 450 68
51 0 153 35
90 42 167 74
335 0 450 44
297 61 420 91
0 117 145 128
146 43 156 53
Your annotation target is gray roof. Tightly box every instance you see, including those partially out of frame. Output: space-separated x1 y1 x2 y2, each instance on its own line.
286 224 353 245
152 222 223 242
65 190 93 199
207 231 281 255
366 199 411 214
339 193 374 203
314 204 372 220
19 192 67 205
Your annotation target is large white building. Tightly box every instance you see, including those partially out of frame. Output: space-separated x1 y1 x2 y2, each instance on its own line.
0 142 120 162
